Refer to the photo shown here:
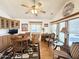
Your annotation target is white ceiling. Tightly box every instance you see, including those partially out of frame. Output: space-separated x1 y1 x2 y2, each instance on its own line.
0 0 68 19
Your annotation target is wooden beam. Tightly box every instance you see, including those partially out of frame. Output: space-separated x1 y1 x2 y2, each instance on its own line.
29 21 42 23
51 12 79 23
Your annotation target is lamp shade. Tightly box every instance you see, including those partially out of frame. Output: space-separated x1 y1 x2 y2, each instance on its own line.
60 27 67 33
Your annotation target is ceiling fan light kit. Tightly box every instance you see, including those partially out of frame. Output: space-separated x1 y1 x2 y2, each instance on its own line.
21 0 46 16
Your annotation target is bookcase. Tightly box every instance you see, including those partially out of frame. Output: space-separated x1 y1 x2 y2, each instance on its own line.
0 17 20 29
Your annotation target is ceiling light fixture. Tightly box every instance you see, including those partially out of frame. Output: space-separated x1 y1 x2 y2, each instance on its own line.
21 0 46 16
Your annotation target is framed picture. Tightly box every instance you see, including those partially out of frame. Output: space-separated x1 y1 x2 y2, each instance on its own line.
21 23 28 31
63 2 74 16
44 23 48 27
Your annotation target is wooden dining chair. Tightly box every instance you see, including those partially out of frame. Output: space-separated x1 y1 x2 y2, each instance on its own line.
11 36 25 57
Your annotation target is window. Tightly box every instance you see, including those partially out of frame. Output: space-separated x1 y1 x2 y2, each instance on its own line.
59 22 65 44
51 24 57 34
30 22 42 33
68 18 79 46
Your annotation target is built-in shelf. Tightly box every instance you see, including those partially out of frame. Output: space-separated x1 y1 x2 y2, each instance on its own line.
0 17 20 29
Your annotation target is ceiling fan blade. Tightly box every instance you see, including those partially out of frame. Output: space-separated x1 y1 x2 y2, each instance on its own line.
37 2 42 7
40 10 46 13
25 11 29 14
34 14 38 16
21 4 29 8
51 13 53 15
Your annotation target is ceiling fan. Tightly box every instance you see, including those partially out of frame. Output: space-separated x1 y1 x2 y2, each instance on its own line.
21 0 46 16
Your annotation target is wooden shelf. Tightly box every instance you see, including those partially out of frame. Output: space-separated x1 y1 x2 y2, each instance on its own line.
0 17 20 29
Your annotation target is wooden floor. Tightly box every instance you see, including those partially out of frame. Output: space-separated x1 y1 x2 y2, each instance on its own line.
40 41 53 59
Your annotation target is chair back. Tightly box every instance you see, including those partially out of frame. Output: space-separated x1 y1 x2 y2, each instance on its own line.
32 33 40 44
51 33 55 39
70 42 79 59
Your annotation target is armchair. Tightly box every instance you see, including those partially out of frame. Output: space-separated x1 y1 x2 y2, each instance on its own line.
54 42 79 59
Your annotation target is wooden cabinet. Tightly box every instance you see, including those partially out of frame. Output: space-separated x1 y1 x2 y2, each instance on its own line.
0 35 12 52
16 21 20 28
0 36 3 51
0 17 20 29
6 19 10 28
10 20 20 29
0 18 5 28
11 20 15 28
14 20 20 28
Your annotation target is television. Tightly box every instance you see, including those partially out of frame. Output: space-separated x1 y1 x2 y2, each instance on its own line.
8 29 18 35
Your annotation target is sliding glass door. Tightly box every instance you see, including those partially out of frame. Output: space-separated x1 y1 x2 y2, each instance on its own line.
51 18 79 46
58 22 65 45
68 18 79 46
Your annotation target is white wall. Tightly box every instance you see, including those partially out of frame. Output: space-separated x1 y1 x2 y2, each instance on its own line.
72 0 79 14
0 9 11 36
0 9 11 18
17 19 51 34
52 0 79 21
